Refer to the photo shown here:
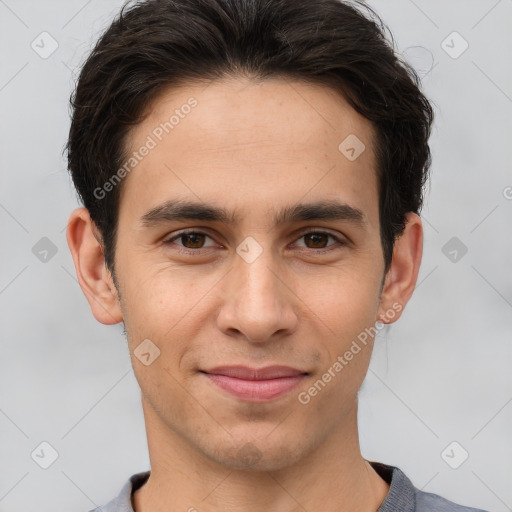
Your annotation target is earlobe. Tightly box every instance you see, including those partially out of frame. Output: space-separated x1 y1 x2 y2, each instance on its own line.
66 207 123 325
378 212 423 324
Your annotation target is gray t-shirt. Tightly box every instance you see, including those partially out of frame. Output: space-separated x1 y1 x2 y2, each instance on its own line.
88 461 489 512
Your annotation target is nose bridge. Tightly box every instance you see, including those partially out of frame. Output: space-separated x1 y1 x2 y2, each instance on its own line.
234 238 283 312
217 235 297 342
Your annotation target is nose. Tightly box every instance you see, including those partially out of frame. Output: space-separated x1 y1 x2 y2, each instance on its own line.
216 243 299 344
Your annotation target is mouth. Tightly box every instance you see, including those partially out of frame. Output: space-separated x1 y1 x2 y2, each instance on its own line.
199 365 309 402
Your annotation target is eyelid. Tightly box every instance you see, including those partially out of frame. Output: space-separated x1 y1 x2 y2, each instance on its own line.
291 228 346 249
163 227 347 252
164 228 220 248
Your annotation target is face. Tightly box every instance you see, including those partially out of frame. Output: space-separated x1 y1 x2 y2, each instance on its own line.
69 76 421 472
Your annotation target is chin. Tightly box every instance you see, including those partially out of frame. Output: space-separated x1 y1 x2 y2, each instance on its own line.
204 435 308 472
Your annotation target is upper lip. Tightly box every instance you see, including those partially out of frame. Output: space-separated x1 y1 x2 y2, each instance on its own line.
201 365 308 380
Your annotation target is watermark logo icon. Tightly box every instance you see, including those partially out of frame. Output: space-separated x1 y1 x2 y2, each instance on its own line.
441 441 469 469
441 32 468 59
236 236 263 264
31 32 59 59
237 442 262 467
32 237 58 263
442 236 468 263
31 441 59 469
134 339 161 366
338 134 365 161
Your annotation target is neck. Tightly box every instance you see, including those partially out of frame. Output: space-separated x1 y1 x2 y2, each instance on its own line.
133 398 389 512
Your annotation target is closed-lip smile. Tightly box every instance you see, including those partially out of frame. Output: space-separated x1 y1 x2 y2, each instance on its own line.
200 365 308 402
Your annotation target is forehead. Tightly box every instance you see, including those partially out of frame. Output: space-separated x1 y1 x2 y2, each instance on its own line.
119 77 379 228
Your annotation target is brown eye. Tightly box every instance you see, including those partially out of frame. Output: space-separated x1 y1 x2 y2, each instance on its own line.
295 231 342 250
163 229 344 255
179 233 206 248
303 232 330 248
164 231 216 250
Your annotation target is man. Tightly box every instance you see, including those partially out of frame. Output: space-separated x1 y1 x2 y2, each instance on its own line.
65 0 488 510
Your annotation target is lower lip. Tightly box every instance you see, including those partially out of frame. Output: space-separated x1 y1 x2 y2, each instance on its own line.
202 373 307 402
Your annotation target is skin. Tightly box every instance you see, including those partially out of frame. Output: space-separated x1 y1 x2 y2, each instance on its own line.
67 76 423 512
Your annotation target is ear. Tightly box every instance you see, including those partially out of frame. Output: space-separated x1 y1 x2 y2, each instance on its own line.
377 212 423 324
66 207 123 325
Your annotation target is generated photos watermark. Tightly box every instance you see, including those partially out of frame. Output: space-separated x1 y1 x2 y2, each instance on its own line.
93 97 198 200
298 302 402 405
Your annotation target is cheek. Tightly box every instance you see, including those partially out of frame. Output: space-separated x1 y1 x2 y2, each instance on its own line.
119 266 219 356
118 242 383 368
291 263 382 338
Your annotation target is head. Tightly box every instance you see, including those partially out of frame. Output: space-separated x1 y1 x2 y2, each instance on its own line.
66 0 432 471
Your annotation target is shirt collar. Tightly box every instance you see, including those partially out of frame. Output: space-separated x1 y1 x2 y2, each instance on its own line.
370 461 416 512
100 461 415 512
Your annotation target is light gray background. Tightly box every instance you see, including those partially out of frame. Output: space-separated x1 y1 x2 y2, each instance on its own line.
1 1 511 511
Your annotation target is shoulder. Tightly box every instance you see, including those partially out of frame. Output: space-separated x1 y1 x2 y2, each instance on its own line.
87 471 150 512
415 488 489 512
369 461 489 512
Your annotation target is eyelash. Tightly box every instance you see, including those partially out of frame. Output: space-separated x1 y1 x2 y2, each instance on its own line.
163 229 346 255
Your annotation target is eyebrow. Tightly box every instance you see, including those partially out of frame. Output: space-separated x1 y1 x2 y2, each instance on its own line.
140 199 365 228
